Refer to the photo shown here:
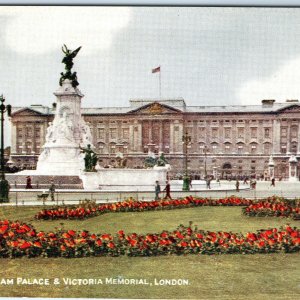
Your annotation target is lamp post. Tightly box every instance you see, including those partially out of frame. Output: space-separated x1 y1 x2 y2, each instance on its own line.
0 95 11 202
204 145 208 179
182 130 191 191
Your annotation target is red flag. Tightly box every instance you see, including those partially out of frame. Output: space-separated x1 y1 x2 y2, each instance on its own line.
152 66 160 73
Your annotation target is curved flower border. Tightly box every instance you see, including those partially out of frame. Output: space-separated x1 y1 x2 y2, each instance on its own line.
0 220 299 258
35 196 253 220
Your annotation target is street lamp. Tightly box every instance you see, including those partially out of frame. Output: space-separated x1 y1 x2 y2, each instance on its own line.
204 145 208 179
0 95 11 202
182 130 191 191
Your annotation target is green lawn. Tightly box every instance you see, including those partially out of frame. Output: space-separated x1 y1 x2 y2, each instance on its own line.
0 205 299 299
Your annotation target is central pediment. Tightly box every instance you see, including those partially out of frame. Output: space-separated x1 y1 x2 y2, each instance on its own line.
128 102 182 114
277 104 300 113
11 107 45 117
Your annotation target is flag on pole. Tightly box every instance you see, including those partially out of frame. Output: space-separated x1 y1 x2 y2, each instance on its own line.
152 66 160 73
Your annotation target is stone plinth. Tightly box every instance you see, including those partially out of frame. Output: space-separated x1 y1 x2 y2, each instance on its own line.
35 79 92 175
80 166 169 190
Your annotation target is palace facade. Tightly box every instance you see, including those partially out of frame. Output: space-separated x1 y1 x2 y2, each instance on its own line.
10 98 300 179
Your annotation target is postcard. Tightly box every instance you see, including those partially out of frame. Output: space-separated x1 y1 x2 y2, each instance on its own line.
0 5 299 300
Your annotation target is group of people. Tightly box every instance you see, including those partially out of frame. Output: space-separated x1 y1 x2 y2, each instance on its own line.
155 180 172 200
25 176 56 201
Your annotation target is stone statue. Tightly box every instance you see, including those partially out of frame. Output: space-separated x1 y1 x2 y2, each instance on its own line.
45 122 54 142
144 151 168 168
116 153 127 168
79 120 93 148
60 44 81 88
157 152 168 166
80 144 98 172
56 112 73 141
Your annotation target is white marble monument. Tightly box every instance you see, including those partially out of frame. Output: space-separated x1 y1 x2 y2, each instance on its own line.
36 79 93 175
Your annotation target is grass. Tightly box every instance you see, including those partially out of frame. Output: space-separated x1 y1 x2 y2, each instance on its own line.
0 205 299 299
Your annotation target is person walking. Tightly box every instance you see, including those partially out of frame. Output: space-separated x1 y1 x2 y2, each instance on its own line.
26 176 32 189
163 181 172 199
155 181 161 200
271 177 275 187
49 181 56 201
206 177 211 189
235 179 240 192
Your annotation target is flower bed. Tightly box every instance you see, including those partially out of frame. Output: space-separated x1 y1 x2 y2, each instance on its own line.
35 196 253 220
0 220 299 258
242 198 300 220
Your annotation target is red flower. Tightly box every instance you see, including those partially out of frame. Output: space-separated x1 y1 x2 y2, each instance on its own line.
20 241 31 249
96 239 102 246
107 242 115 249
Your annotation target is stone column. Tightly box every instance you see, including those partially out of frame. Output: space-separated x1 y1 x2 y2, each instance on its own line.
22 123 26 154
268 155 275 180
272 119 280 154
297 122 300 154
92 121 97 146
289 155 298 182
169 123 174 154
159 120 163 151
11 122 17 154
287 122 291 154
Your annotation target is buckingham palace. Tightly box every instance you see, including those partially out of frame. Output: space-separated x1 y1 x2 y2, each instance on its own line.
9 98 300 180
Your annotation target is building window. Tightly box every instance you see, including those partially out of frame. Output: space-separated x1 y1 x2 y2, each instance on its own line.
291 126 298 138
97 128 105 139
122 128 129 139
281 128 287 137
97 143 105 154
35 128 41 138
175 126 179 132
224 143 231 153
264 128 270 138
212 128 218 138
291 142 297 154
26 127 33 137
198 127 205 138
109 144 116 154
251 144 257 154
17 129 23 139
224 128 231 138
250 128 257 138
280 144 286 154
211 143 218 153
264 143 271 155
237 144 243 154
237 128 244 138
110 128 117 139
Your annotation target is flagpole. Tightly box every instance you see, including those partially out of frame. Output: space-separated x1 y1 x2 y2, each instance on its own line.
159 66 161 98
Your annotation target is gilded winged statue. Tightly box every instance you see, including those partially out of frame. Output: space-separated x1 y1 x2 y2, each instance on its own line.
60 44 81 88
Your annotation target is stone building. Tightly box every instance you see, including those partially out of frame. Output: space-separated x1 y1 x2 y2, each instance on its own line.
10 98 300 180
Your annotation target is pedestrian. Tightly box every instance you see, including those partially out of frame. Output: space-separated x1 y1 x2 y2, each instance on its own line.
26 176 32 189
243 177 248 184
163 181 172 199
49 181 56 201
189 176 193 189
206 177 211 189
155 180 161 200
235 179 240 192
271 177 275 187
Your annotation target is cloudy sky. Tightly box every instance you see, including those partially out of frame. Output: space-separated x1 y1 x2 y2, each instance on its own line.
2 6 300 143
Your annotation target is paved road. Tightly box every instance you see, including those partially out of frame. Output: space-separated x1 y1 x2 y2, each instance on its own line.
1 180 300 206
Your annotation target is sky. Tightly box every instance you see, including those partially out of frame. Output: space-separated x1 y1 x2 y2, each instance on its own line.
2 6 300 144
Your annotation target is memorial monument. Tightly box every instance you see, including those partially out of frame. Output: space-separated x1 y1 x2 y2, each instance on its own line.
15 45 169 190
36 45 93 175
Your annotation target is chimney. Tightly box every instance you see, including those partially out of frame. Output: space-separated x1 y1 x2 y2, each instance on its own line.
262 99 275 107
286 99 299 103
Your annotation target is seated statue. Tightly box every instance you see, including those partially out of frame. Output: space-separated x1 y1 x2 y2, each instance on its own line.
156 152 168 166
